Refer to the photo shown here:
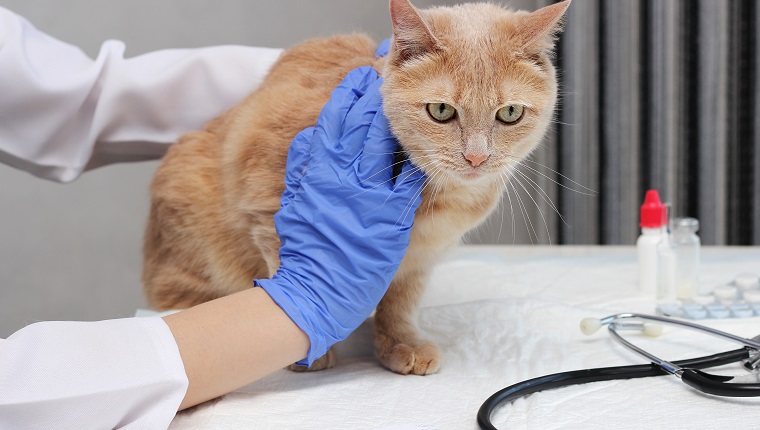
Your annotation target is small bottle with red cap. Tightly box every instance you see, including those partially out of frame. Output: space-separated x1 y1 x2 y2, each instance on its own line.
637 190 667 294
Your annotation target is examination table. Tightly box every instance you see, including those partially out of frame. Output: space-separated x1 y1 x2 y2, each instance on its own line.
167 245 760 429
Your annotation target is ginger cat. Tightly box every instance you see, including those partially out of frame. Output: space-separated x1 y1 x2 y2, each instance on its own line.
143 0 569 375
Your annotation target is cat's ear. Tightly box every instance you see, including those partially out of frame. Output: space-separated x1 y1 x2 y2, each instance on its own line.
389 0 440 64
518 0 571 53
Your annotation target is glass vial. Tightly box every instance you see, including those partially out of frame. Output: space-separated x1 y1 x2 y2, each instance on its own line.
670 218 701 298
657 228 677 303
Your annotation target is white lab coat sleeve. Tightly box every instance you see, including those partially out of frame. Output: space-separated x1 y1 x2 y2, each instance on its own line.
0 317 188 430
0 6 282 182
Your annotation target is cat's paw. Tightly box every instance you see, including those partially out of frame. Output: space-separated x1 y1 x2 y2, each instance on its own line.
376 340 442 375
287 349 335 372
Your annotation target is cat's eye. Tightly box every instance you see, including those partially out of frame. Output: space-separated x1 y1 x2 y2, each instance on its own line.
496 105 524 124
426 103 457 122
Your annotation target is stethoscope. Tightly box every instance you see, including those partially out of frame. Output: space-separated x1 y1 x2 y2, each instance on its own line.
477 313 760 430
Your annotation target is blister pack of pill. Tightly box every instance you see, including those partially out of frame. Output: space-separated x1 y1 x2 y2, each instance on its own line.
656 273 760 319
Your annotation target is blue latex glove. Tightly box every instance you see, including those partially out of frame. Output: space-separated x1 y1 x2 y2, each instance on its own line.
375 38 390 57
255 66 426 366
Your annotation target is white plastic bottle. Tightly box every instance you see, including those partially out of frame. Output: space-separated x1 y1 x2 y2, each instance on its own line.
637 190 666 295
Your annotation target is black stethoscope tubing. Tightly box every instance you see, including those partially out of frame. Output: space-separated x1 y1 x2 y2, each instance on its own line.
477 347 751 430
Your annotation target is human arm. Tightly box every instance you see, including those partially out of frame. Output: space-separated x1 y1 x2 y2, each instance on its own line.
0 6 281 182
163 287 308 410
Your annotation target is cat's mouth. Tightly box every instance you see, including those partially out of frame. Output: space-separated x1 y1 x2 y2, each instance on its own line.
453 162 511 183
454 165 499 182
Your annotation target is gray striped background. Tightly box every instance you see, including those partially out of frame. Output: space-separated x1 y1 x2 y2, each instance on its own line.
473 0 760 246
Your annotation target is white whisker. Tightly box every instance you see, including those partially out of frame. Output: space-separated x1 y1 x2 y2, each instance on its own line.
507 177 537 244
360 153 438 185
390 172 430 238
512 166 569 227
510 172 552 245
500 174 516 244
505 155 597 196
495 174 509 244
349 157 439 199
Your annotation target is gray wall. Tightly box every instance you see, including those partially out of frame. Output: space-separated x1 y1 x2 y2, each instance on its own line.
0 0 540 337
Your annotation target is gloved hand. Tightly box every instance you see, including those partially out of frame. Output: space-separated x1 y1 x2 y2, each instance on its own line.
255 66 426 366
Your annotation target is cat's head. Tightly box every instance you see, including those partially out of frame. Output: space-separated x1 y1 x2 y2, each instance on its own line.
382 0 570 185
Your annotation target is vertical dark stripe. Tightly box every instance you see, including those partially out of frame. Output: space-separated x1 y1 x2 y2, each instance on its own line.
598 0 607 243
728 0 741 244
737 0 756 244
727 1 739 244
683 1 700 220
727 0 756 244
755 0 760 245
640 0 652 199
556 8 567 244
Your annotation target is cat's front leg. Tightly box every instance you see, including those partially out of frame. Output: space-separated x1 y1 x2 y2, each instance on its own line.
287 349 335 372
374 268 441 375
247 212 281 278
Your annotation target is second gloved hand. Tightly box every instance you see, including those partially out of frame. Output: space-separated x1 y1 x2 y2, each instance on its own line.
255 66 426 366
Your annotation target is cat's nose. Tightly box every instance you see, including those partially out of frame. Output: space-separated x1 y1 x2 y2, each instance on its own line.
464 152 489 167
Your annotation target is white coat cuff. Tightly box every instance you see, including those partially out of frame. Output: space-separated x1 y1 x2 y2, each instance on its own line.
0 317 188 430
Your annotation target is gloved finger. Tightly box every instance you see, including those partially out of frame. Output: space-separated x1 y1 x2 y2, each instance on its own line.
332 78 384 166
311 66 379 159
281 126 314 208
393 156 427 195
356 107 396 187
375 38 391 58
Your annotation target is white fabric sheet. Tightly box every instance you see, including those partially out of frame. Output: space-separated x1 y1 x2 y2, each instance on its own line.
169 246 760 429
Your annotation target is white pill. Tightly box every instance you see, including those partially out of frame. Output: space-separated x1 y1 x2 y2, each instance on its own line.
713 284 738 301
743 290 760 304
735 273 760 290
